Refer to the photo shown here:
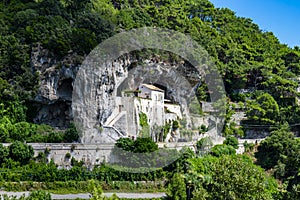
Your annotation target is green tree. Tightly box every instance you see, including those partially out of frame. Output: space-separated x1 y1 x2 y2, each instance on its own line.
132 137 158 153
0 117 15 143
27 190 51 200
46 131 64 143
289 184 300 200
64 122 79 142
0 144 9 165
9 141 34 165
196 137 213 155
255 124 299 180
0 123 9 142
255 124 294 169
210 144 236 157
115 137 134 151
188 155 278 199
139 112 150 137
223 135 239 149
89 179 106 200
88 179 119 200
92 0 118 21
167 173 187 200
113 137 159 168
0 35 36 99
10 122 33 142
246 92 280 124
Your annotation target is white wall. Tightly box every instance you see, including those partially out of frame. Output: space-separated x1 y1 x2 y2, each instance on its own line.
138 85 152 99
164 103 182 119
137 97 165 127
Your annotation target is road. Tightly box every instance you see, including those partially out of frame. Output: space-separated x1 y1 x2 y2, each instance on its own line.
0 191 167 199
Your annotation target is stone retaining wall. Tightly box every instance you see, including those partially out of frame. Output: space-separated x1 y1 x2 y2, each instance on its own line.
3 138 267 167
30 143 115 167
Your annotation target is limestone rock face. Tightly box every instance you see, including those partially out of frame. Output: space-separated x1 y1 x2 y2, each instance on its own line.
31 44 81 128
32 44 212 142
72 52 206 143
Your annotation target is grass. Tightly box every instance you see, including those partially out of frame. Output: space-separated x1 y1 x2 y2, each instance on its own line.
0 181 166 194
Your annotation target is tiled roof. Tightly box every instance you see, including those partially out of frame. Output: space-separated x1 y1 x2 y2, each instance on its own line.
141 84 164 92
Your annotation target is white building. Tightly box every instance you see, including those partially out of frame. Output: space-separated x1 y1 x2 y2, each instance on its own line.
137 84 165 127
138 84 164 100
104 84 182 139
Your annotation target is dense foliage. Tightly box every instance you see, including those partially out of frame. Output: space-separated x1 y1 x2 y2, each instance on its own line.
255 124 300 198
166 173 187 200
0 135 298 198
187 155 278 199
112 137 180 169
0 0 299 142
0 0 300 199
115 137 158 153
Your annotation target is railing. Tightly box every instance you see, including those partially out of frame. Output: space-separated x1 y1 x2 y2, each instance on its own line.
103 125 126 140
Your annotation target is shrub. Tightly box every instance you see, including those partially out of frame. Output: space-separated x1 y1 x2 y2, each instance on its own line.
223 135 239 149
166 173 187 200
64 122 79 142
196 137 213 154
9 141 34 165
65 152 71 159
210 144 236 157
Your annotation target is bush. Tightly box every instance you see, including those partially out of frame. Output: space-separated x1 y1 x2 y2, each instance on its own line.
0 144 9 164
9 141 34 165
65 152 71 159
243 141 255 152
188 155 278 199
167 173 187 200
223 135 239 149
64 122 79 142
172 121 179 129
0 124 9 142
196 137 213 154
10 122 33 142
46 131 64 143
198 124 208 134
210 144 236 157
27 190 51 200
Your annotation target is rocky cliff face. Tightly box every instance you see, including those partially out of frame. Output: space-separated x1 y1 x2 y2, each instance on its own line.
32 45 217 142
31 44 82 128
72 52 209 143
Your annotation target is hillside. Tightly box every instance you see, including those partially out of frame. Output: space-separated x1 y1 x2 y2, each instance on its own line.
0 0 300 199
1 0 300 137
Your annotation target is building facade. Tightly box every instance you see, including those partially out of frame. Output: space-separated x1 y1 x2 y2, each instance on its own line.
104 84 182 140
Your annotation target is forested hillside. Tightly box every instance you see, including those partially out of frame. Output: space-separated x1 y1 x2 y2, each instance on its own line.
0 0 300 199
1 0 300 134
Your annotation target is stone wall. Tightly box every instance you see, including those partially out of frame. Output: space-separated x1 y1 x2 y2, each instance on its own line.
30 143 115 168
3 138 267 168
27 143 200 167
236 138 265 154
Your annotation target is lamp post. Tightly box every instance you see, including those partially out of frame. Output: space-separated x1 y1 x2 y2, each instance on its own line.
187 180 192 200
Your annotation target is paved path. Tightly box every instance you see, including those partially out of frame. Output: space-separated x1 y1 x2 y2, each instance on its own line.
0 191 166 199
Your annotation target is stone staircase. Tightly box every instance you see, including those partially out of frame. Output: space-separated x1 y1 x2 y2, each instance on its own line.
105 111 127 127
102 125 126 141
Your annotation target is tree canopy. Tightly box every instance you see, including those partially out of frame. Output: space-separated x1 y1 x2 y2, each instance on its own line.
0 0 299 138
0 1 299 198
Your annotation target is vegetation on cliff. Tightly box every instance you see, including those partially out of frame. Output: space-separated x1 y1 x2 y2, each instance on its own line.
0 0 299 198
1 0 300 139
